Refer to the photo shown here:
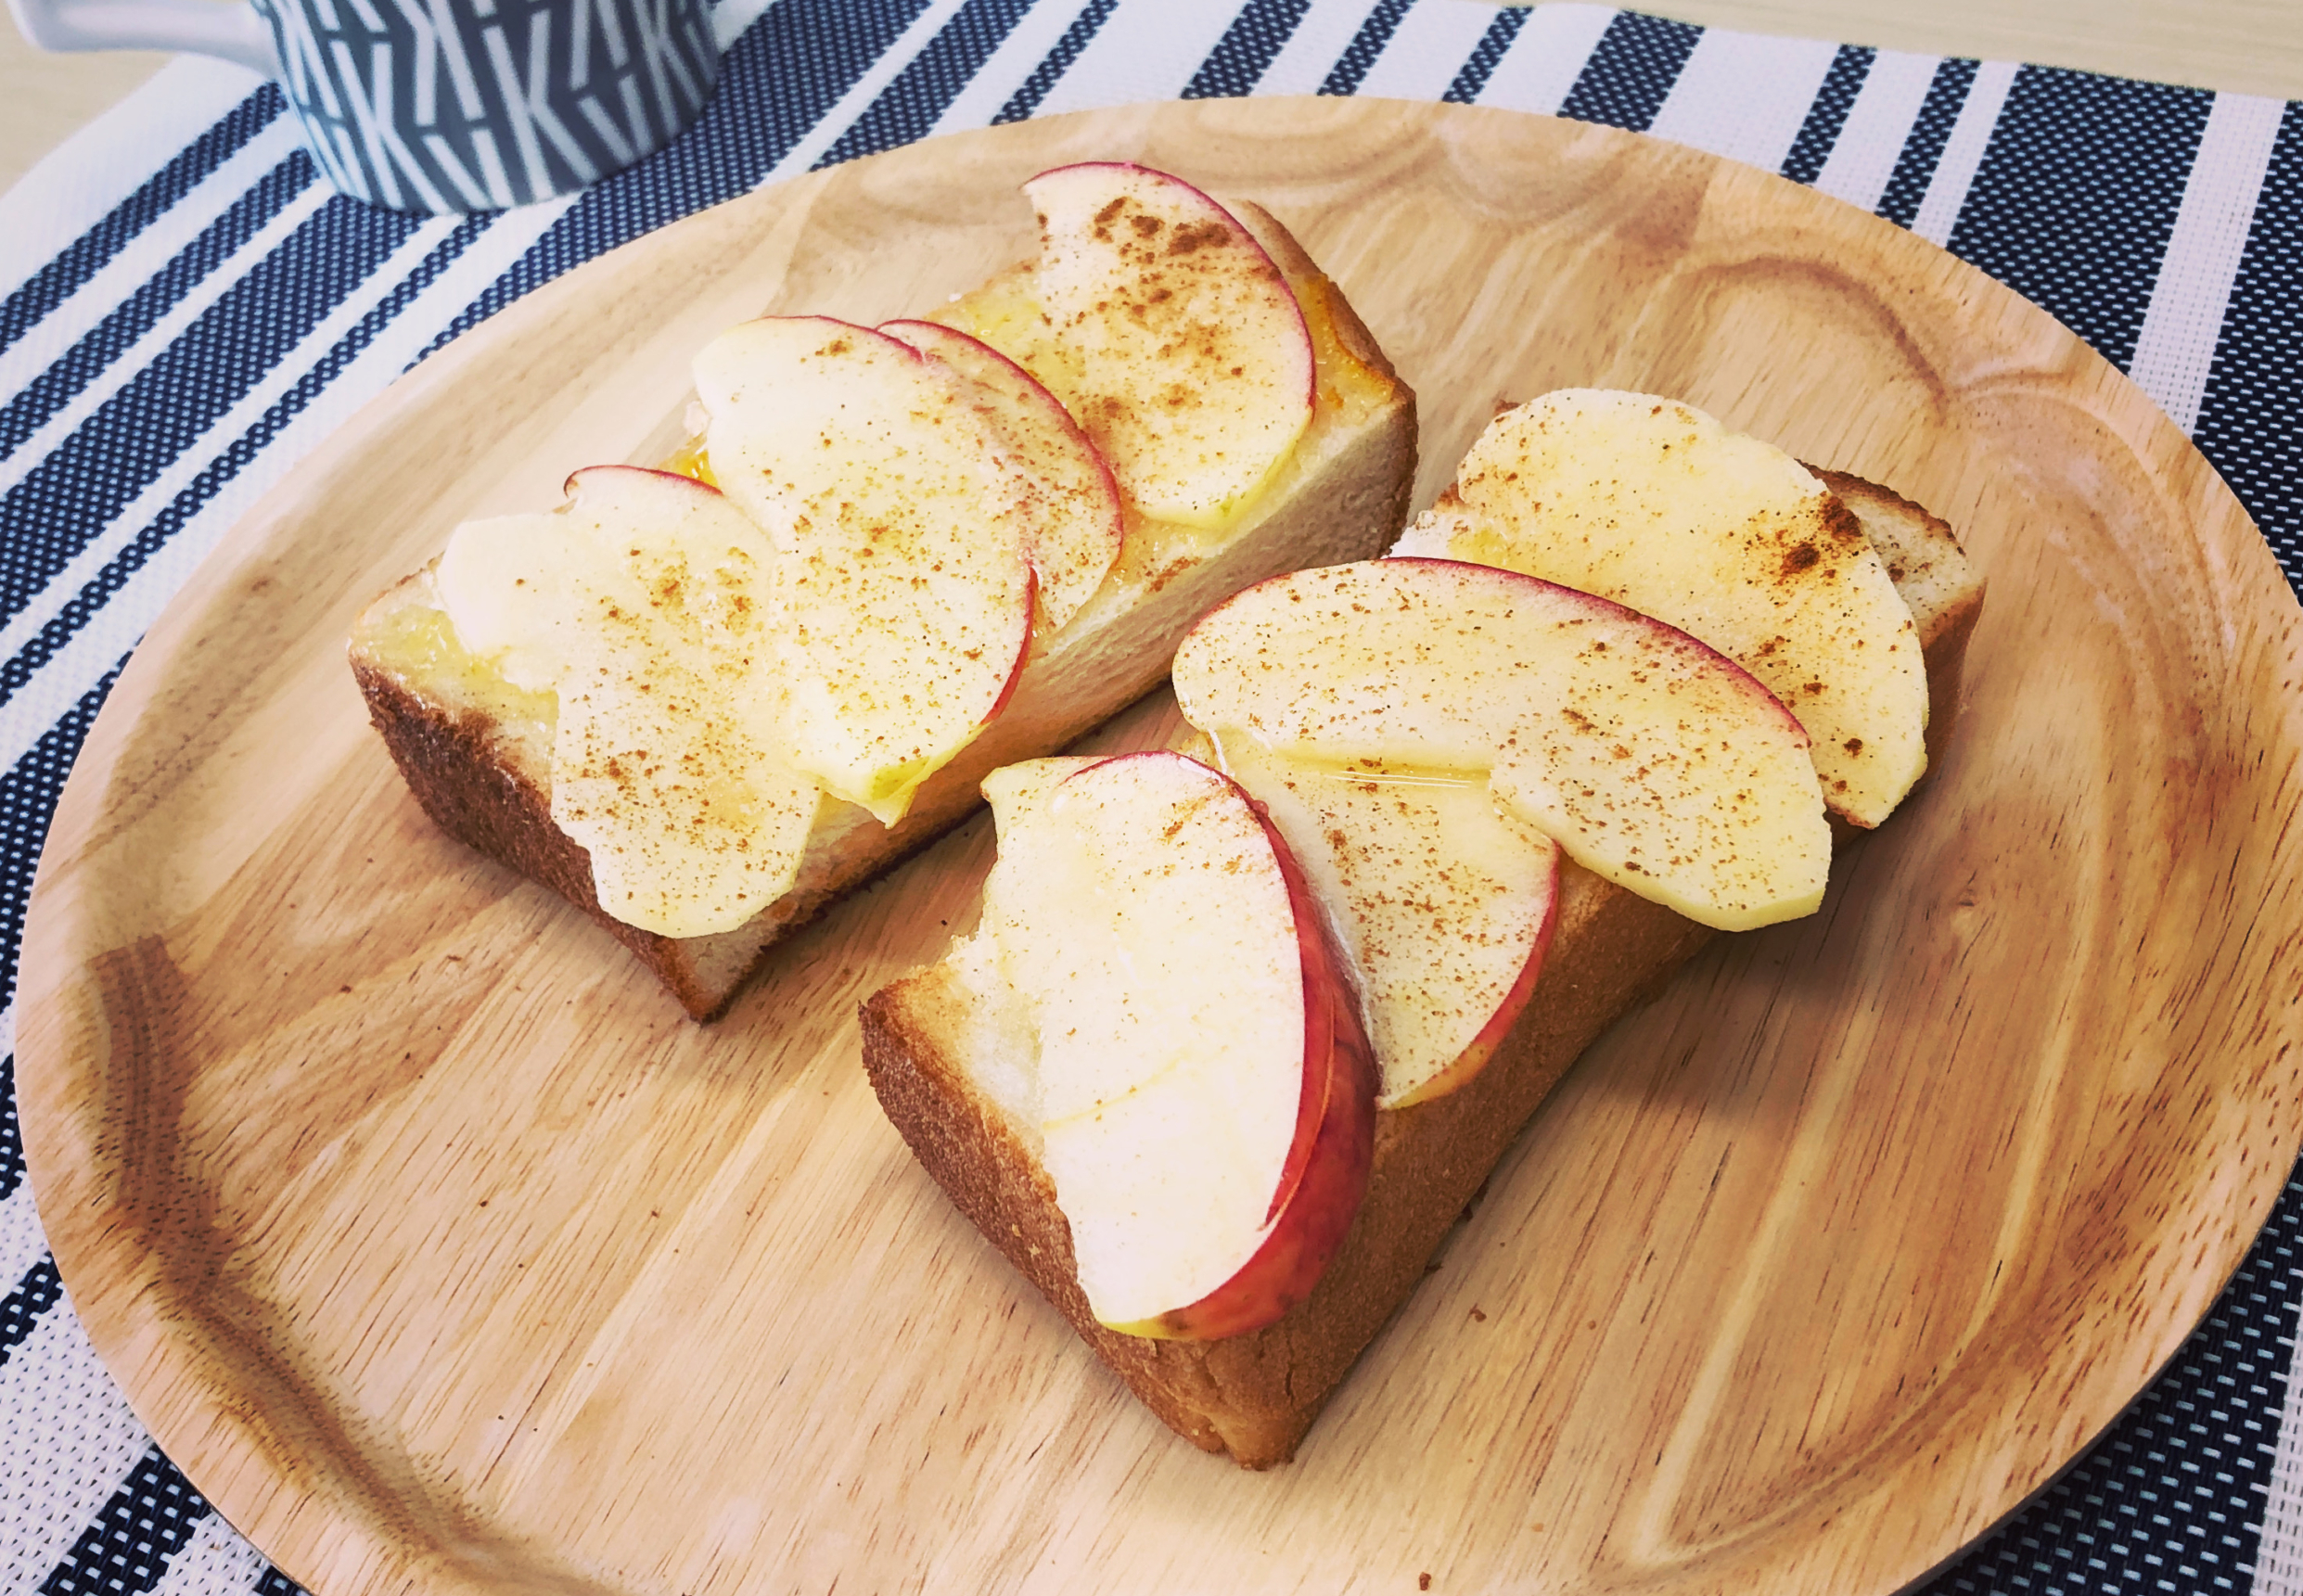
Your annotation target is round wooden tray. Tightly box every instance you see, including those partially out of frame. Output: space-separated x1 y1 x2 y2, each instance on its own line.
19 97 2303 1596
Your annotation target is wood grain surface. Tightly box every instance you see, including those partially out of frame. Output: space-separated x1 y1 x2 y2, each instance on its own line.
16 98 2303 1596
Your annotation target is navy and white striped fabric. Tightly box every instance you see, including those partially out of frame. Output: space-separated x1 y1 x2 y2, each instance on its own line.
1 4 2299 1592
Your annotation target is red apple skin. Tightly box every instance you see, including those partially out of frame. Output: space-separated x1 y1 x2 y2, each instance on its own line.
562 462 731 501
878 316 1126 621
1385 840 1562 1110
1069 750 1378 1341
773 313 918 359
1025 161 1318 414
697 314 1039 811
876 316 1125 516
1187 556 1812 749
716 313 937 382
981 566 1037 729
796 316 1038 734
1375 558 1812 743
879 317 1126 508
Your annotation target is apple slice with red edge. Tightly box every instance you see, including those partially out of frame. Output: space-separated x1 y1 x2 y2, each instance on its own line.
436 464 823 938
1023 162 1316 529
1397 390 1929 826
693 314 1037 825
878 317 1123 635
1173 558 1832 934
1216 738 1561 1109
976 750 1376 1339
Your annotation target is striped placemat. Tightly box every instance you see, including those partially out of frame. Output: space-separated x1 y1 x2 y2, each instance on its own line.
0 3 2297 1592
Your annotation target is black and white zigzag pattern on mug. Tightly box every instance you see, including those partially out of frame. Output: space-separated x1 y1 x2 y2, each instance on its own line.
249 0 720 211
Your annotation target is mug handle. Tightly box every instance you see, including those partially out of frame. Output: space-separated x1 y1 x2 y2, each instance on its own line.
6 0 277 74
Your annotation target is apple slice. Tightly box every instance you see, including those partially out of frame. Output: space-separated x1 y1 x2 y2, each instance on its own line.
1397 390 1929 826
1216 738 1560 1109
436 465 823 938
1023 162 1316 528
693 315 1037 825
976 751 1377 1338
1173 558 1832 933
878 318 1124 636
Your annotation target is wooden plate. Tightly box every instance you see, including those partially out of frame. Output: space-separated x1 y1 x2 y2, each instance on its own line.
19 97 2303 1596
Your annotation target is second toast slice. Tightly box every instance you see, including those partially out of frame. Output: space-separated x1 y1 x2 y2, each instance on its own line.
864 466 1984 1466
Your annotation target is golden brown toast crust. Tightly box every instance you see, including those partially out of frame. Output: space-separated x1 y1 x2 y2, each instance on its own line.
352 656 812 1018
860 471 1985 1467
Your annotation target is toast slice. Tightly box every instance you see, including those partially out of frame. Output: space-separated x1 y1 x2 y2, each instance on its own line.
860 471 1984 1467
350 202 1416 1018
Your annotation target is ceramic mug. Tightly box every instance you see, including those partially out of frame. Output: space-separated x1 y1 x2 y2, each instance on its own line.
7 0 720 211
